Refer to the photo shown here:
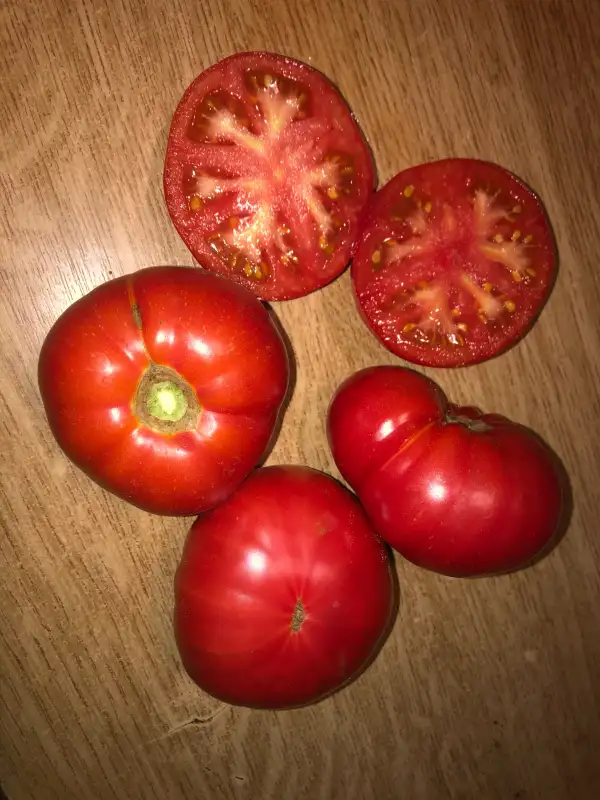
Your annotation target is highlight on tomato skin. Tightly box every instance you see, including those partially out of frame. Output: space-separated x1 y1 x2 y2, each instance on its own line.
37 266 290 516
174 465 397 709
351 158 557 367
327 365 566 578
163 51 375 301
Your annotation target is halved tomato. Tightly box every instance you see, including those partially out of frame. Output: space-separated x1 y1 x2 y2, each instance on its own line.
352 159 556 367
164 51 374 301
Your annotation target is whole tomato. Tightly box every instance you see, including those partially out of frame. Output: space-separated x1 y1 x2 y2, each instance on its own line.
174 465 395 709
327 366 564 577
38 267 289 515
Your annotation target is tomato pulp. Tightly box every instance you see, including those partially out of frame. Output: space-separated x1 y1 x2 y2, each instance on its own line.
38 267 289 515
164 51 374 300
327 366 564 577
174 466 395 708
352 159 556 366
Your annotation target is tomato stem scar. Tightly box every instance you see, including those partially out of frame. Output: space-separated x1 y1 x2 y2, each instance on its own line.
445 413 492 433
290 598 305 633
133 365 201 434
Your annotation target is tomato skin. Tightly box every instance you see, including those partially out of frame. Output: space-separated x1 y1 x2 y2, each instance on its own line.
327 366 563 577
174 466 394 708
164 51 374 301
38 267 289 515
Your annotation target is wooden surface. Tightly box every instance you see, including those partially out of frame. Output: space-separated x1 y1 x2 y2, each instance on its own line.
1 1 600 798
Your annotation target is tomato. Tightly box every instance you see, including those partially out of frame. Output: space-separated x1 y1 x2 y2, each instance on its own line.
352 159 556 367
327 366 564 577
174 466 395 708
164 51 374 301
38 267 289 515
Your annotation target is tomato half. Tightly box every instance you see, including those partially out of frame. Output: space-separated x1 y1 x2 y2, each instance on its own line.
164 51 374 301
327 366 564 577
352 159 556 367
174 466 394 708
38 267 289 515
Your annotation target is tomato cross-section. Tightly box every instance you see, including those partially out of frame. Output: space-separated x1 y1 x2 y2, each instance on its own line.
352 159 557 367
164 51 374 301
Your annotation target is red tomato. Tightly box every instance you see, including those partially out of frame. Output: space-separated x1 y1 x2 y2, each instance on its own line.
352 159 556 367
164 51 374 301
38 267 289 515
174 466 394 708
327 366 564 577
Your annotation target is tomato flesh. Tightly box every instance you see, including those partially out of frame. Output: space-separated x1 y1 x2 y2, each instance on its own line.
352 159 556 366
164 52 374 301
174 466 395 708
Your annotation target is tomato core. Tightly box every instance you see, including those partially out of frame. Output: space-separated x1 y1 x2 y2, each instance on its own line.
147 381 188 422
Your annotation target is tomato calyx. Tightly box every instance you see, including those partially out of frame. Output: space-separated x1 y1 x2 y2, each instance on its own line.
290 598 305 633
134 365 201 434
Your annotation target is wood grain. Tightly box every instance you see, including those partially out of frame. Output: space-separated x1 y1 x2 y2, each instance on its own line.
2 1 600 798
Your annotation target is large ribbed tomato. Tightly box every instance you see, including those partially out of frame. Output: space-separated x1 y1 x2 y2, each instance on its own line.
327 366 564 577
38 267 289 515
174 466 395 708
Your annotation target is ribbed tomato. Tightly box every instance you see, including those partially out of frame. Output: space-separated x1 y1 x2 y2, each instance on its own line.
174 466 395 708
327 366 564 577
38 267 289 515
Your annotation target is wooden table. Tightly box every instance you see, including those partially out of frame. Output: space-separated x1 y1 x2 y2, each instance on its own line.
2 1 599 798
